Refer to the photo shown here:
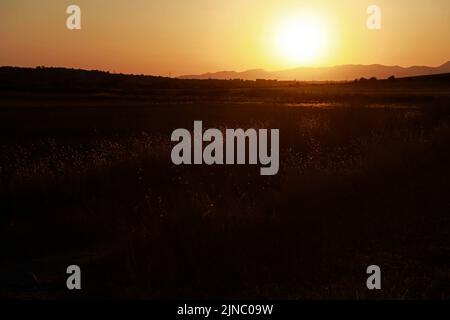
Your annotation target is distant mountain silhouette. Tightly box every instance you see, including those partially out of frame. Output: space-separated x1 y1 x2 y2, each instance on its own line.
180 61 450 81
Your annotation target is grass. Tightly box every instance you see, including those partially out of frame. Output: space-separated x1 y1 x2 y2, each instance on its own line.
1 102 450 299
1 69 450 299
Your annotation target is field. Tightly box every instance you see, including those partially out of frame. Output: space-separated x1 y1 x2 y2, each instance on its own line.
1 68 450 299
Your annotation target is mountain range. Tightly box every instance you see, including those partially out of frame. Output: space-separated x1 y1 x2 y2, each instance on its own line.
179 61 450 81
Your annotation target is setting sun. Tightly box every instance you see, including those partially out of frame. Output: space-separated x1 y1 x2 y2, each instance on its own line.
274 14 328 66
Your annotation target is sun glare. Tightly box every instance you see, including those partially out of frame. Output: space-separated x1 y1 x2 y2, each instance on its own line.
274 14 328 66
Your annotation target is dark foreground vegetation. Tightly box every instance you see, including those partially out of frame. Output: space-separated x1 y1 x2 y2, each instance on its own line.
1 68 450 299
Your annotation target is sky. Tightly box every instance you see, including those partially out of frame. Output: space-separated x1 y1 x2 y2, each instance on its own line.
0 0 449 76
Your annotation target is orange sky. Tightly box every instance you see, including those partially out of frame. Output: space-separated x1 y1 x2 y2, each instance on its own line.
0 0 449 76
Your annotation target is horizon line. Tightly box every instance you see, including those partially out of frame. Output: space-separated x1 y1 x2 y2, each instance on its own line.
1 60 449 79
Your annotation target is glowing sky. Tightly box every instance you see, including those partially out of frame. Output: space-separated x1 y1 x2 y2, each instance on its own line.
0 0 449 76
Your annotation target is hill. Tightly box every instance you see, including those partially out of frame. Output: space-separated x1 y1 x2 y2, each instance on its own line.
180 61 450 81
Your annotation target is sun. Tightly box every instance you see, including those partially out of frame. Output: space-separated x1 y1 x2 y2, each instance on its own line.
274 14 328 65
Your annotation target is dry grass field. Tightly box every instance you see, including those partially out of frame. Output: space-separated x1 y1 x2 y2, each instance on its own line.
1 68 450 299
